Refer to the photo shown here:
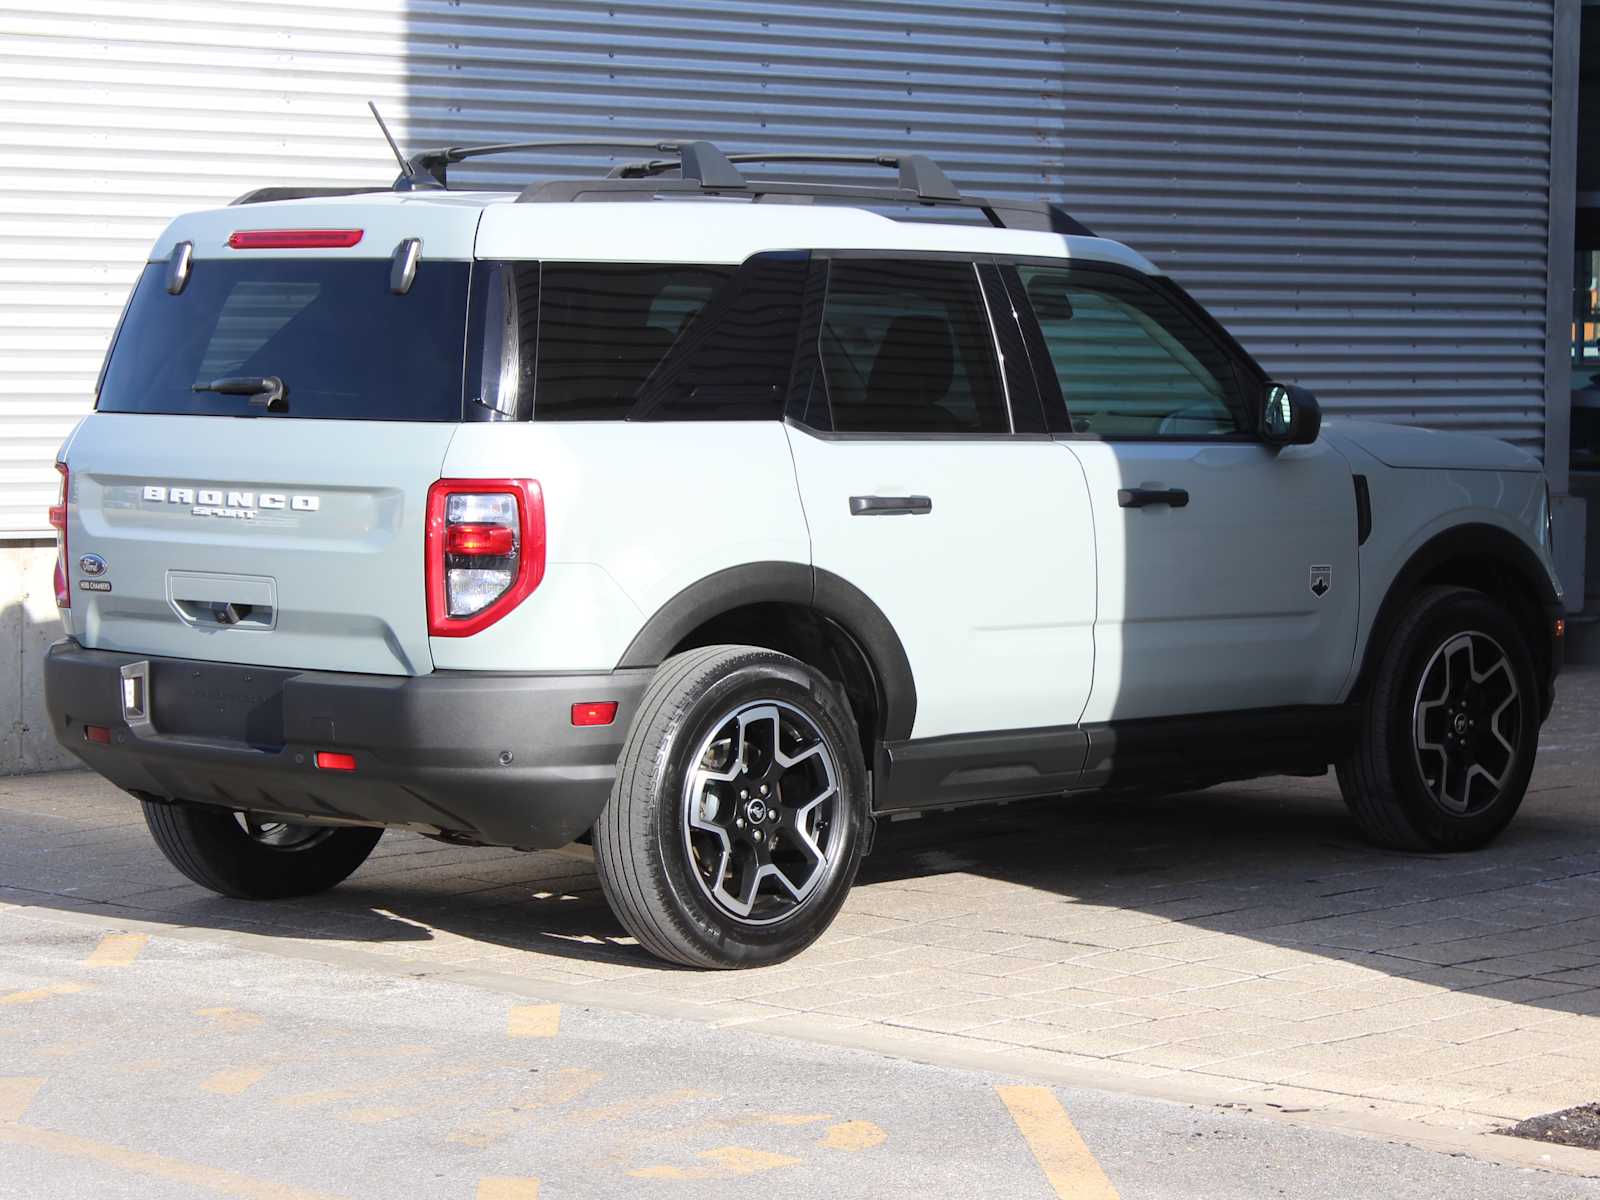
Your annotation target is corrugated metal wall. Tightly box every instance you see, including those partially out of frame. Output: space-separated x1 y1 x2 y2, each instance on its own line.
0 1 409 538
1050 1 1558 452
0 0 1561 536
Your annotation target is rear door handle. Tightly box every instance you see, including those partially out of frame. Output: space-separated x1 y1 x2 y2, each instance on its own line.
850 495 933 516
1117 487 1189 509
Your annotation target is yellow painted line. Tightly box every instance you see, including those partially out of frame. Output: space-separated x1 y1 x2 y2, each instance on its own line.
448 1067 604 1149
0 1077 44 1121
195 1007 264 1032
276 1087 362 1110
753 1112 831 1127
819 1120 887 1151
339 1105 423 1125
0 982 87 1006
200 1067 270 1097
507 1003 560 1038
0 1123 346 1200
84 932 148 968
567 1087 714 1126
476 1179 539 1200
629 1145 802 1181
996 1085 1120 1200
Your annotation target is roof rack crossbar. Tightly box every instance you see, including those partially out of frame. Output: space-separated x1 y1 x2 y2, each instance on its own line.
402 137 741 188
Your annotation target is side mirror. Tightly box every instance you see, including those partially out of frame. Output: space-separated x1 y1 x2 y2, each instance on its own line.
1262 382 1321 446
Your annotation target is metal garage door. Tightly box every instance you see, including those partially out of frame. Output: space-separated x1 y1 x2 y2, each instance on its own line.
0 0 1561 538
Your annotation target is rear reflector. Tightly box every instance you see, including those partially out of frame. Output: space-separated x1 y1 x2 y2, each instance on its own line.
84 725 112 745
229 229 364 250
571 701 619 727
314 751 357 771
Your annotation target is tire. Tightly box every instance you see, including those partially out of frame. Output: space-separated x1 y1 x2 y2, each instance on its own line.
141 801 383 899
594 645 870 969
1337 585 1540 852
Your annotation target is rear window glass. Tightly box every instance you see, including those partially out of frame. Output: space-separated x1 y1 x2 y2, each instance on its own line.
97 258 471 421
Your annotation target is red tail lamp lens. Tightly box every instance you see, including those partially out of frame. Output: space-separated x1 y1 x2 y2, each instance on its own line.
50 462 69 609
314 751 357 771
571 702 618 727
84 725 112 745
425 479 545 637
444 523 517 557
228 229 364 249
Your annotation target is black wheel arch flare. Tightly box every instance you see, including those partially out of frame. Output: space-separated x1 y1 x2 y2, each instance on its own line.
1356 523 1563 718
616 562 918 743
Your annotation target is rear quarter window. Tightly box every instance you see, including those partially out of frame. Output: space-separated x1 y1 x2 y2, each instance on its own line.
470 253 809 422
97 258 471 421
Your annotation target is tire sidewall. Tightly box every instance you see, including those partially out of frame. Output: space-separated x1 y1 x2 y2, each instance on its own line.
644 654 868 967
1380 592 1540 848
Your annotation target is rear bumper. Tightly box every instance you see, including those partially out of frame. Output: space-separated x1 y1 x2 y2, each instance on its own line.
44 640 649 848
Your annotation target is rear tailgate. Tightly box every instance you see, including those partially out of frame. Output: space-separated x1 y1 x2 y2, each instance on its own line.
60 201 484 675
67 414 453 675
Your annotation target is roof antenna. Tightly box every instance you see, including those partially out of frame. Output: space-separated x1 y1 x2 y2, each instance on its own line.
368 101 415 181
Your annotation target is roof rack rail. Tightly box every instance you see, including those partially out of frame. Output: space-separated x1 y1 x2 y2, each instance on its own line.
519 174 1093 237
238 130 1093 236
610 151 962 201
231 185 388 206
512 142 1090 235
400 138 744 189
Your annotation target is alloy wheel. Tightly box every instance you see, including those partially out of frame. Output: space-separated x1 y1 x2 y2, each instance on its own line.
235 812 335 850
680 700 844 925
1412 631 1524 816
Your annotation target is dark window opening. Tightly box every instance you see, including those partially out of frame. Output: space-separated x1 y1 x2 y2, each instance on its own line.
1018 265 1247 438
817 258 1007 434
527 253 807 421
97 258 471 421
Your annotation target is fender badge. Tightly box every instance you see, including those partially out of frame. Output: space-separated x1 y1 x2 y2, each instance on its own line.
1309 565 1332 599
79 579 112 593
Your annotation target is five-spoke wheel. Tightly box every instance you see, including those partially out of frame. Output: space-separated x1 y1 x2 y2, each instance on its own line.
1412 631 1525 817
1339 586 1540 851
683 700 843 925
595 645 869 968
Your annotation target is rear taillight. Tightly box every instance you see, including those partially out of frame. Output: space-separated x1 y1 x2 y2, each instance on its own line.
49 462 69 609
425 479 545 637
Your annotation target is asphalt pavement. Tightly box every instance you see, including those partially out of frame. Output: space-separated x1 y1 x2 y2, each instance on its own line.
3 668 1600 1197
1 912 1598 1200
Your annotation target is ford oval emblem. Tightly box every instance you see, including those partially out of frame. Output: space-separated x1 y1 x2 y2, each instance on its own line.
79 553 107 577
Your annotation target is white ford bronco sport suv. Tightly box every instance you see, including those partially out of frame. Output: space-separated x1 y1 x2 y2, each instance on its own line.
45 138 1566 968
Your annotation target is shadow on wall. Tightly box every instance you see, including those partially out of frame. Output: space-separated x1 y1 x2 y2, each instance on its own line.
1 542 76 776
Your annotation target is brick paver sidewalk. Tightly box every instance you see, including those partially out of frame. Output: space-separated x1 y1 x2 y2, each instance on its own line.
4 668 1597 1135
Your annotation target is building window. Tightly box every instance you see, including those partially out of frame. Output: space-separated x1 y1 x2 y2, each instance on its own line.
1576 249 1600 471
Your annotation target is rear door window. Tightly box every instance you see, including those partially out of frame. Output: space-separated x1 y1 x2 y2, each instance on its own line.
98 258 471 421
816 259 1008 434
526 252 808 421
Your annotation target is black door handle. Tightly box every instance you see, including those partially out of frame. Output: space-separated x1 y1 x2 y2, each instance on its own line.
1117 487 1190 509
850 495 933 516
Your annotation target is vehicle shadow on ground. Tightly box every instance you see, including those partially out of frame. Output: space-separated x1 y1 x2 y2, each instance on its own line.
6 671 1598 1024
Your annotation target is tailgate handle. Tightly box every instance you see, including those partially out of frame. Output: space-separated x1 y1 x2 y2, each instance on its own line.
167 571 277 631
173 599 272 628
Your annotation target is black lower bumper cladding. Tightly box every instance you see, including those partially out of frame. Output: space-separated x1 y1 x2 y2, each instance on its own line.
43 640 649 849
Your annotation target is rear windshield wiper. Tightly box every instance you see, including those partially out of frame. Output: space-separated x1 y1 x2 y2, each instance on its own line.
192 375 288 413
